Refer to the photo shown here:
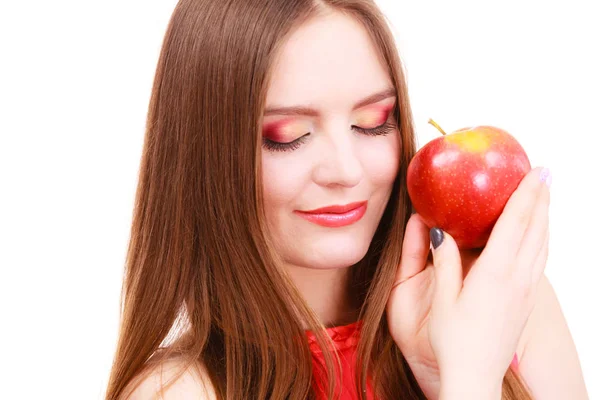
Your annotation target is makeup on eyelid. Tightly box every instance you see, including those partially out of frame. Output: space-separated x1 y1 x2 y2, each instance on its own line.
262 103 395 143
354 103 394 127
262 119 314 143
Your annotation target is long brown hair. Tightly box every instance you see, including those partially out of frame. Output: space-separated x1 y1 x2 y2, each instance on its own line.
105 0 532 399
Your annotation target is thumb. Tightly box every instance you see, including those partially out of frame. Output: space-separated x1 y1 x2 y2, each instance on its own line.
430 228 463 308
394 213 430 285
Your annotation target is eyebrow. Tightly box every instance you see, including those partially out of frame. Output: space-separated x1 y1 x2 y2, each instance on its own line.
263 87 397 117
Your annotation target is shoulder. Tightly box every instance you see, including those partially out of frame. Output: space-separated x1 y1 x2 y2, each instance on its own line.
125 358 217 400
516 273 589 398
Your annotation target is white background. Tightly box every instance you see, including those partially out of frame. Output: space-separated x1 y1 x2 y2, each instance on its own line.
0 1 598 398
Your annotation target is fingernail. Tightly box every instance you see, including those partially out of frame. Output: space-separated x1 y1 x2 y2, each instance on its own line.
539 167 552 187
430 227 444 249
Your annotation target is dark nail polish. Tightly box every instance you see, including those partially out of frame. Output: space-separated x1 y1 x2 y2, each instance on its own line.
430 227 444 249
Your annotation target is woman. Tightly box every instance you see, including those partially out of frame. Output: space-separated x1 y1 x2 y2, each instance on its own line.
105 0 588 399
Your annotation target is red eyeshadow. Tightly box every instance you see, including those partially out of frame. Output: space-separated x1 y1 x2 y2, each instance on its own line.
375 104 395 124
262 119 292 142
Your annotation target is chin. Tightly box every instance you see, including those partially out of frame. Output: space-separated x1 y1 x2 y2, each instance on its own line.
296 235 372 269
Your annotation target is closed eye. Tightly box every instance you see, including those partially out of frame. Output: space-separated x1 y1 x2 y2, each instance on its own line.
262 133 310 152
352 121 397 136
262 120 397 153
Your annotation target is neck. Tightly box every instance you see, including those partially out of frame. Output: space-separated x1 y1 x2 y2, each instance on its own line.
286 264 360 329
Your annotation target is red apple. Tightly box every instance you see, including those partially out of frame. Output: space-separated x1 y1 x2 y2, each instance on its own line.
407 119 531 249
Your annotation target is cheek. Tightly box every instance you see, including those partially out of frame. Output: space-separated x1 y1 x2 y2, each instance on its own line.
360 132 401 187
261 153 310 212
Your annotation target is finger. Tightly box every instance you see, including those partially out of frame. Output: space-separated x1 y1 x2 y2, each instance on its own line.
482 167 549 263
430 228 463 309
531 222 550 286
394 213 430 286
515 177 550 279
459 248 482 279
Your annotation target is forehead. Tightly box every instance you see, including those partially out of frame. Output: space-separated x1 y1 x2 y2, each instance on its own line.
265 12 393 114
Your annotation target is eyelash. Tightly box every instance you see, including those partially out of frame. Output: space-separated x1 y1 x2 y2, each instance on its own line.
262 121 397 153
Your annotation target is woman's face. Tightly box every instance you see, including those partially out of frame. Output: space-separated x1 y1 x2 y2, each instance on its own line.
261 12 400 270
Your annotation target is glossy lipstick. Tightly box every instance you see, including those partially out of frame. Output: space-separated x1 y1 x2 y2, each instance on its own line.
295 201 367 227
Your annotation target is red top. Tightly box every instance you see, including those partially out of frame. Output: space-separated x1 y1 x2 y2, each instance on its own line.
306 320 520 400
306 320 376 400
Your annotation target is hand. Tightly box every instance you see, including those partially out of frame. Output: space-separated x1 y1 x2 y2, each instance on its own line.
430 166 550 393
387 166 551 399
386 213 479 399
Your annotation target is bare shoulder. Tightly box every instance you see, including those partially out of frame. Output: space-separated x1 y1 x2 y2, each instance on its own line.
517 273 589 398
125 358 217 400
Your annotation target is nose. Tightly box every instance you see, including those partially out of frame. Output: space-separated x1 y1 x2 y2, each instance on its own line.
312 131 363 188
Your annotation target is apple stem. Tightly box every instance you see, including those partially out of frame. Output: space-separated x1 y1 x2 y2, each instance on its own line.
428 119 447 136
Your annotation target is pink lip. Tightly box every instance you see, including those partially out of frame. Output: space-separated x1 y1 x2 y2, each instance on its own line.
295 201 367 227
